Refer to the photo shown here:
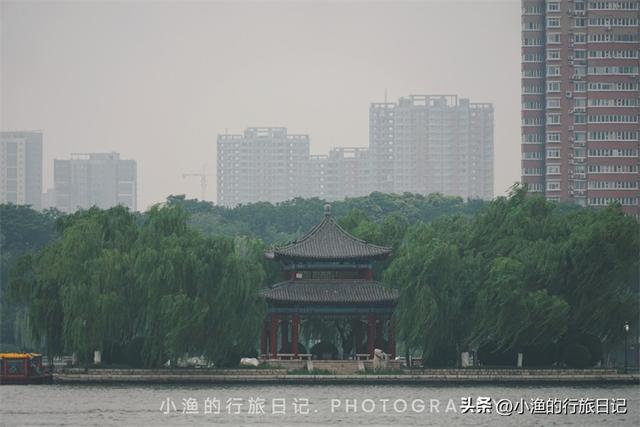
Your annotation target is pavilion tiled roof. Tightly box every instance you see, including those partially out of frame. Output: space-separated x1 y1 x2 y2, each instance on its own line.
260 280 398 304
265 205 392 261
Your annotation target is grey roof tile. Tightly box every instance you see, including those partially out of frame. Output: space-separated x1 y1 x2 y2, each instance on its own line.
266 206 391 261
260 280 398 304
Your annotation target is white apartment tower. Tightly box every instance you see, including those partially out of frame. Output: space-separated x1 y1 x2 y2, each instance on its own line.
53 152 137 212
217 128 310 206
0 131 42 210
370 95 494 199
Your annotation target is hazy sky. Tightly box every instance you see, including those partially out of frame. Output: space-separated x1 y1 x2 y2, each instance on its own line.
1 0 521 210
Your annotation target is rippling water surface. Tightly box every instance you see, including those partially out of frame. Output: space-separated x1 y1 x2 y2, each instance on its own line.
1 383 639 426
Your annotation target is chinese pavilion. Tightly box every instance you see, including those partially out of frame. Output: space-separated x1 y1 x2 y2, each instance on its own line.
259 204 398 360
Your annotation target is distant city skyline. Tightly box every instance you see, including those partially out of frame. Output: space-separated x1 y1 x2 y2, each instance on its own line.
1 1 520 209
218 95 493 207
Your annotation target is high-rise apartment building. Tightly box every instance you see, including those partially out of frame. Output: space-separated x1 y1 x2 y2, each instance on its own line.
0 131 42 210
217 127 310 206
370 95 494 199
53 152 137 212
309 147 375 201
521 0 640 215
308 154 329 200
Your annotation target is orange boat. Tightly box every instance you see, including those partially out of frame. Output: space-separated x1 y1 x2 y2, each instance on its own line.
0 353 53 384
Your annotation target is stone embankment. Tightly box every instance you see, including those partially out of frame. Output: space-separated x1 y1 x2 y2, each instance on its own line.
54 367 639 385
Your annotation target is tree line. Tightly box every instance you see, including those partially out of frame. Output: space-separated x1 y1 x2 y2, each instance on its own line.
2 189 638 367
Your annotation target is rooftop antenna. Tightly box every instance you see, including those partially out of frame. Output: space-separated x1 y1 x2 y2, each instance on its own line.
384 88 388 104
182 164 215 201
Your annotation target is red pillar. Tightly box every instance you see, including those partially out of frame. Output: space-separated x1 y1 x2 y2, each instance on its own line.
260 319 268 358
367 314 376 359
292 313 300 358
389 315 396 359
365 268 373 280
270 314 279 359
281 318 289 354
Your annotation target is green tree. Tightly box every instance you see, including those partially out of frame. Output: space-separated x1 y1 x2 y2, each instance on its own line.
9 204 266 367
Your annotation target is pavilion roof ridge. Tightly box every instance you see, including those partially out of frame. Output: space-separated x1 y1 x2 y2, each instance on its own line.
265 204 392 261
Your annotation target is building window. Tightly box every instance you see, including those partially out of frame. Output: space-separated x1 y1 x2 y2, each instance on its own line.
522 68 544 78
523 37 544 46
546 65 561 76
522 101 544 110
547 114 561 124
523 151 544 160
588 66 639 75
588 148 638 157
588 181 638 190
546 81 561 92
523 117 544 126
574 82 586 92
546 181 561 191
547 49 561 60
523 53 544 63
526 183 544 192
547 2 560 12
589 197 638 207
546 165 561 175
546 33 561 44
522 20 543 30
523 84 544 94
522 133 545 144
588 131 639 141
523 5 544 14
522 167 544 176
547 17 561 27
547 98 561 108
547 132 561 143
546 149 561 159
588 164 638 174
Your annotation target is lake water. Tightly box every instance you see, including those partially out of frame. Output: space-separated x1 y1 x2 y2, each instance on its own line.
1 383 639 426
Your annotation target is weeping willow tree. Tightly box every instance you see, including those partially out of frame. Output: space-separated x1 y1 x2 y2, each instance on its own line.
385 186 639 367
384 215 479 366
9 205 266 367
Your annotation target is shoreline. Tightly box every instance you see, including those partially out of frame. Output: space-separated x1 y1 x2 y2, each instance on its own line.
51 369 640 385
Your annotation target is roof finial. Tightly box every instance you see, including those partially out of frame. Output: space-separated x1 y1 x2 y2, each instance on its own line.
324 203 332 217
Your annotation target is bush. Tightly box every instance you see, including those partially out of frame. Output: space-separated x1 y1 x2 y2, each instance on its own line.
477 344 517 366
424 346 457 367
310 342 338 360
563 343 592 368
578 334 603 366
523 343 560 367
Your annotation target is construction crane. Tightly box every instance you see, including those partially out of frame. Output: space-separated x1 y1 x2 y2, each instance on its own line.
182 164 214 201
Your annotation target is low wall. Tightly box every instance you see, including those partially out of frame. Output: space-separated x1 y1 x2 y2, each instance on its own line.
59 367 287 376
53 367 639 385
261 360 306 371
406 368 620 376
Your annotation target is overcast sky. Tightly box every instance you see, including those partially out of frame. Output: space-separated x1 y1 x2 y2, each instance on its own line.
1 0 520 210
